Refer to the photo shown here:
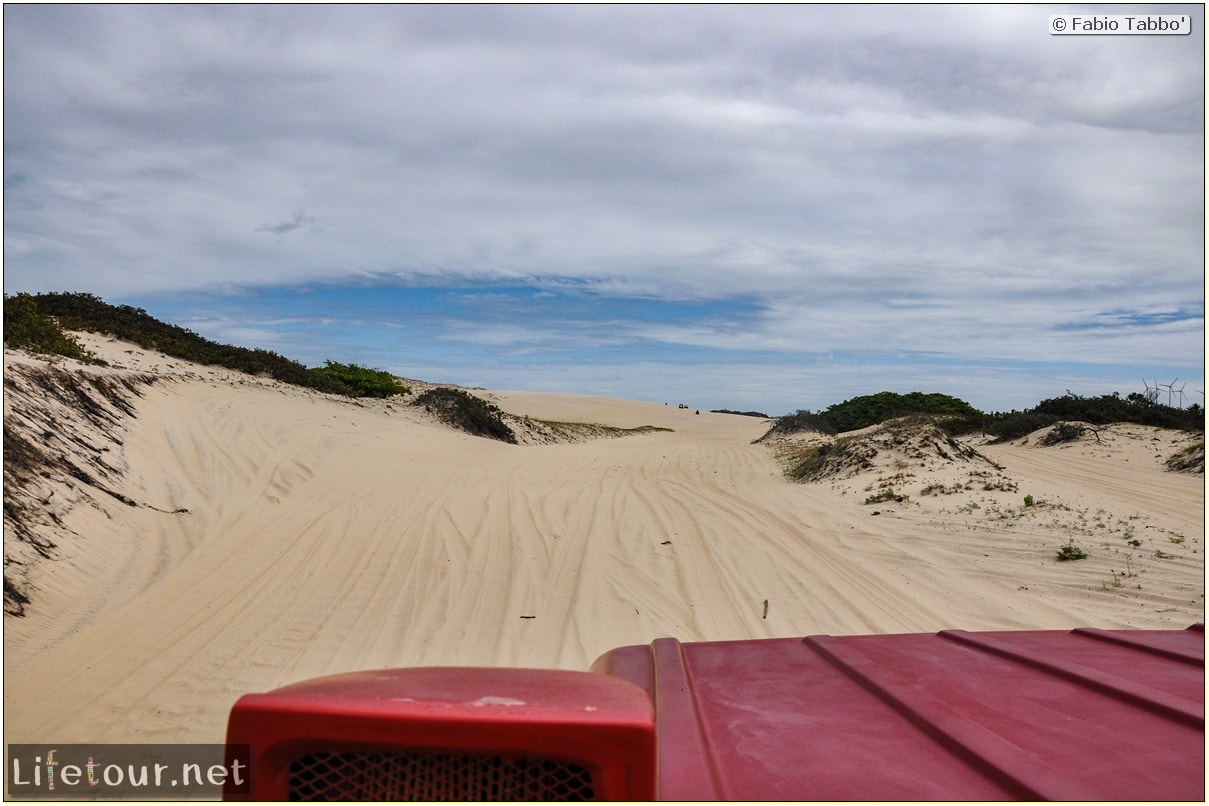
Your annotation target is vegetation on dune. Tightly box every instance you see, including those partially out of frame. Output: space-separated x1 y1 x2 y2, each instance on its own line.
3 293 102 364
766 390 1203 443
4 424 58 606
819 392 980 433
12 293 1202 442
941 392 1203 441
1165 440 1204 474
764 409 833 437
4 363 160 616
767 392 980 437
1037 422 1103 446
6 292 409 399
521 418 673 442
780 436 875 482
712 409 770 419
1056 539 1089 561
776 417 991 484
5 292 660 447
415 387 518 444
311 361 410 398
765 389 1203 484
19 291 345 393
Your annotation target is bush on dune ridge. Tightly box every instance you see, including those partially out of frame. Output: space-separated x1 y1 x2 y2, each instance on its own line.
3 293 102 364
765 392 979 438
6 292 573 447
7 292 406 399
820 391 981 433
415 387 517 444
942 392 1203 441
311 361 410 398
712 409 771 419
766 390 1203 442
12 293 1202 439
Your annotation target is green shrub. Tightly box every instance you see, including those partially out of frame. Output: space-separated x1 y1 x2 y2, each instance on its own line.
712 409 770 418
1056 540 1088 561
827 391 981 433
764 409 835 437
415 387 517 444
864 487 906 505
1024 494 1034 507
3 293 100 363
1039 422 1094 446
770 392 981 436
946 392 1204 441
24 292 355 396
310 361 409 398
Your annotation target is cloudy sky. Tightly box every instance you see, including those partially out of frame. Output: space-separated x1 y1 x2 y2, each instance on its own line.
5 5 1204 415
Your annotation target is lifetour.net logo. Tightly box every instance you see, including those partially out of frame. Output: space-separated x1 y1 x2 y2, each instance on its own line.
7 744 252 798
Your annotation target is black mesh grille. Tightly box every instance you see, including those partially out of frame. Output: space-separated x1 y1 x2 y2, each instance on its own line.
287 750 596 801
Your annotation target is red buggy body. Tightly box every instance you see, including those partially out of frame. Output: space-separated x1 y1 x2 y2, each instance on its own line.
226 624 1204 800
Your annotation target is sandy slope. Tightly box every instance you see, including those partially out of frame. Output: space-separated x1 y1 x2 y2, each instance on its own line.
4 336 1204 746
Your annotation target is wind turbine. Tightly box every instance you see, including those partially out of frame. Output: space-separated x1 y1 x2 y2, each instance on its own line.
1161 378 1179 407
1142 379 1160 404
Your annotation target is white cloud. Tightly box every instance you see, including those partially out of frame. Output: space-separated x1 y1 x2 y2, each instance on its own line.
4 5 1202 411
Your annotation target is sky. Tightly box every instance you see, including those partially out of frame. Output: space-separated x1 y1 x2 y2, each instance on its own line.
4 4 1205 416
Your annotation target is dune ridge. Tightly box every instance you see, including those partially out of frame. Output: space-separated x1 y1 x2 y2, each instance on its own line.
4 333 1204 745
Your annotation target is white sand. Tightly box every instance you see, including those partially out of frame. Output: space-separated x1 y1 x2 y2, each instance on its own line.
4 335 1204 745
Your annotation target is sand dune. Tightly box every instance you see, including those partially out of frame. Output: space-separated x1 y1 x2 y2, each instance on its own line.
4 335 1204 746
